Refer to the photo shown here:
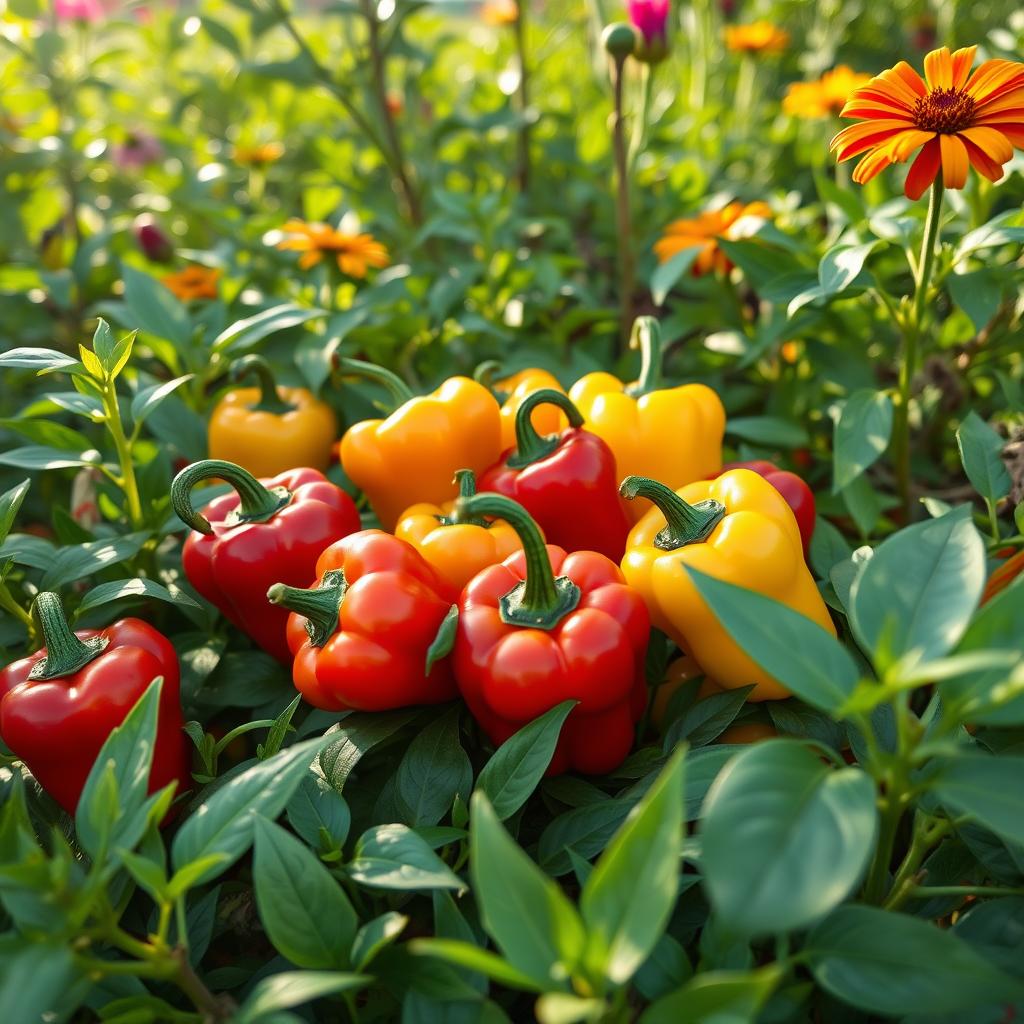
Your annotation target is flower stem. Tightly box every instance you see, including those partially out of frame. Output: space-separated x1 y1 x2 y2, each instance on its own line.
514 0 531 192
610 53 635 355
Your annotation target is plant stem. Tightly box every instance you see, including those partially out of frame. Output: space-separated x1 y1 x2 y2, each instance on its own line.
610 53 635 355
102 378 144 530
892 178 944 519
0 583 34 640
514 0 531 192
735 55 756 136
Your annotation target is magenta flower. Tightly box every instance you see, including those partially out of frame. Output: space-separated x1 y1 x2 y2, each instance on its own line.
112 130 163 171
627 0 670 60
54 0 104 21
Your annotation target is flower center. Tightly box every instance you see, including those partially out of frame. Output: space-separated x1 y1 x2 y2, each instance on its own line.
912 87 976 133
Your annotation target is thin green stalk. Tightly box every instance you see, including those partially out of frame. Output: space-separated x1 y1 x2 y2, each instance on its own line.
514 0 531 192
101 378 144 529
0 583 34 640
907 884 1024 899
688 0 710 111
610 53 635 354
734 55 756 135
628 62 653 173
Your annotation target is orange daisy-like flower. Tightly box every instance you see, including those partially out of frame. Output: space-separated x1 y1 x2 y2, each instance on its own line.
276 220 389 278
724 21 789 55
654 201 772 277
233 142 285 166
784 66 872 120
161 265 220 301
831 45 1024 200
481 0 518 26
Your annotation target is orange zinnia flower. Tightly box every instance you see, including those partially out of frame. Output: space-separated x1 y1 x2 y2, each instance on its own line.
831 45 1024 199
161 265 220 301
784 66 872 119
233 142 285 166
724 21 788 55
481 0 518 26
277 221 389 278
654 201 772 277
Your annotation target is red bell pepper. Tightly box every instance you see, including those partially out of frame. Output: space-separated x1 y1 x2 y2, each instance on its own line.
452 493 649 776
0 593 189 816
477 389 632 562
720 460 815 557
267 531 459 711
172 459 360 663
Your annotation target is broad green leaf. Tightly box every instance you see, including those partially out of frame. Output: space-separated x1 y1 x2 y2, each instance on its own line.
947 268 1003 332
235 971 369 1023
121 264 192 345
832 389 893 492
253 817 357 969
581 749 685 984
477 701 576 820
348 823 464 891
537 799 636 876
286 772 351 852
396 706 472 826
471 791 586 989
0 348 79 372
0 943 77 1024
686 569 858 713
956 411 1011 503
725 416 808 449
650 248 701 305
351 912 408 970
76 577 200 614
849 507 985 666
954 211 1024 259
640 966 782 1024
805 905 1024 1015
818 241 881 294
0 480 30 547
536 993 608 1024
41 533 150 589
409 938 548 993
932 752 1024 846
0 446 96 470
953 897 1024 981
700 740 876 937
808 516 853 580
130 374 194 427
319 710 420 792
171 736 328 883
212 303 326 354
664 687 754 750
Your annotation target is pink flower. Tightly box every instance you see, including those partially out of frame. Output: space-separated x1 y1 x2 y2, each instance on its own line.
627 0 670 61
112 130 163 171
54 0 104 21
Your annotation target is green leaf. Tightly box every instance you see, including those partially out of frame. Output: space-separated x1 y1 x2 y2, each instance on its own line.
849 506 985 666
0 347 79 372
212 303 327 354
396 706 472 827
44 391 104 420
121 264 192 345
319 710 420 792
117 849 168 902
947 268 1003 332
804 905 1024 1016
537 799 636 876
650 248 701 305
351 912 408 970
581 749 685 984
40 533 150 589
253 816 358 969
832 389 893 492
477 700 576 820
640 966 783 1024
76 578 200 614
0 943 77 1024
349 823 465 891
470 792 585 989
535 993 608 1024
0 480 30 547
686 569 859 714
808 516 853 580
171 736 329 884
932 752 1024 846
0 446 96 470
286 772 351 852
954 211 1024 260
235 971 369 1023
725 416 808 449
700 740 877 937
818 241 881 295
0 416 93 452
258 694 301 760
130 374 194 428
664 687 754 750
425 604 459 673
409 938 548 993
956 411 1011 503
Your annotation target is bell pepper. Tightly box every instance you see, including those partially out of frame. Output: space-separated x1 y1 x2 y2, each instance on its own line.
0 593 189 816
476 361 567 451
267 531 458 711
719 460 815 557
339 359 502 531
477 389 632 561
982 549 1024 605
394 469 525 596
208 355 338 478
453 493 649 776
620 468 835 700
568 317 725 522
172 459 360 663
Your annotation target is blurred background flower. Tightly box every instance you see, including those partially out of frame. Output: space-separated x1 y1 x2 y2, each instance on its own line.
654 201 772 276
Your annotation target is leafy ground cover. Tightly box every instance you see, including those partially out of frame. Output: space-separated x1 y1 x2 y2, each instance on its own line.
1 0 1024 1021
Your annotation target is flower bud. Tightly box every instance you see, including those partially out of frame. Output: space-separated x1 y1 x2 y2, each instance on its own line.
134 216 174 264
601 22 638 62
627 0 670 64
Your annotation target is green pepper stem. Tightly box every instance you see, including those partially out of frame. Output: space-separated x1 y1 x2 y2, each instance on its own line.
230 354 296 415
455 493 579 630
28 592 108 680
338 357 415 410
445 470 487 527
627 316 663 396
473 360 506 392
266 569 347 647
619 475 725 549
507 389 584 469
171 459 291 535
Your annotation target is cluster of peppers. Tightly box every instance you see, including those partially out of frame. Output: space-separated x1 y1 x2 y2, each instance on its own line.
0 316 830 818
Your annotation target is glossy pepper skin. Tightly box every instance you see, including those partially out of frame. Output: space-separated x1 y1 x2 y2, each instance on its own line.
720 460 815 558
209 355 338 478
268 531 459 711
620 469 835 700
478 390 632 562
476 362 567 451
172 459 360 663
339 359 502 530
453 494 649 776
568 317 725 522
394 470 525 596
0 594 189 816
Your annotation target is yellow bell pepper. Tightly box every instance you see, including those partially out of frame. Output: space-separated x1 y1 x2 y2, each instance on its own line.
394 470 524 595
620 468 835 700
568 318 725 521
339 360 502 530
208 355 337 478
476 362 567 451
